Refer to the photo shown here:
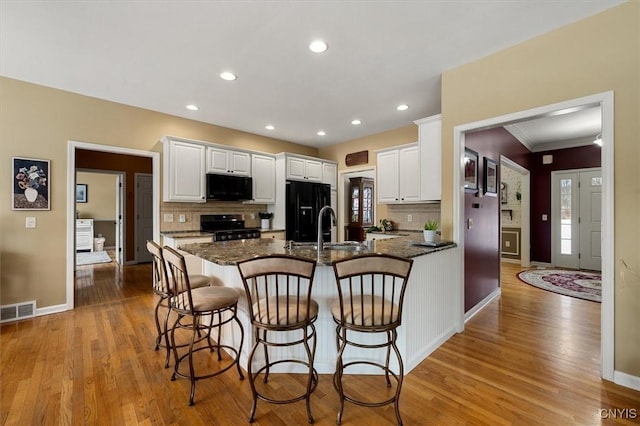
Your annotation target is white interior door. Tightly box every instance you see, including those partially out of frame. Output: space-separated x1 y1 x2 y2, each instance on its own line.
552 168 601 271
135 173 153 263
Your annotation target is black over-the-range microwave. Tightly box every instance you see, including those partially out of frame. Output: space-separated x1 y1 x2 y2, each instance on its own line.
206 173 253 201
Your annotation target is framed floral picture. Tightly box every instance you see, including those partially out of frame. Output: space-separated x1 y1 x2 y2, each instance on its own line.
464 148 478 193
12 157 50 210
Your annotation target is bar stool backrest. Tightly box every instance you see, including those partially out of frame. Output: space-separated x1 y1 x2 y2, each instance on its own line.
163 246 196 315
147 240 170 298
237 255 317 329
332 254 413 331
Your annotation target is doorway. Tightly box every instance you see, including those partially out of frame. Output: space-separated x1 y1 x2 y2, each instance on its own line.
453 91 614 380
338 167 375 242
135 173 153 263
552 168 602 271
66 141 160 311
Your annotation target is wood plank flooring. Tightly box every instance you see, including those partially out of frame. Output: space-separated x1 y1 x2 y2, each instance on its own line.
2 262 638 425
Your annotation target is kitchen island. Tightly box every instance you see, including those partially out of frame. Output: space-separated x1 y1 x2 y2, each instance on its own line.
178 236 461 375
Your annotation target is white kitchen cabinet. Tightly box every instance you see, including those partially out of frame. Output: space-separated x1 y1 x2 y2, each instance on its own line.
414 114 442 201
322 162 337 189
76 219 94 251
286 155 322 182
162 138 206 202
206 147 251 176
249 153 276 203
377 144 421 203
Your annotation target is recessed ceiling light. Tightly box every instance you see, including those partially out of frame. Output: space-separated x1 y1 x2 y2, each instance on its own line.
309 40 328 53
186 104 199 111
317 130 326 136
396 104 409 111
351 119 362 125
220 71 237 81
265 125 275 130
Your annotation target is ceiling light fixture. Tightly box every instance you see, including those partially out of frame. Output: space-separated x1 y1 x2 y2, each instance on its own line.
396 104 409 111
351 119 362 125
265 125 275 130
185 104 199 111
309 40 328 53
220 71 237 81
317 130 326 136
593 134 603 146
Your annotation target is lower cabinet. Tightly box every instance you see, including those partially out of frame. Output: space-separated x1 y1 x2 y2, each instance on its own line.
163 235 213 274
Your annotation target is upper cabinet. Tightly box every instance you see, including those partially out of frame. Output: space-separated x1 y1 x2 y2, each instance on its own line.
206 146 251 176
414 114 442 201
250 153 276 204
377 144 421 203
286 155 323 182
162 137 206 202
322 162 337 190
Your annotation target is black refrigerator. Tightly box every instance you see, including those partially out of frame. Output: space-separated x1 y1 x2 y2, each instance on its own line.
286 180 332 242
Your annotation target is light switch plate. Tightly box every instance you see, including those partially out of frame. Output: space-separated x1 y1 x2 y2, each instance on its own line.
179 214 186 223
26 217 36 228
163 213 174 222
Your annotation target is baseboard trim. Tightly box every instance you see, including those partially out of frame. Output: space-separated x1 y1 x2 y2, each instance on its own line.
614 370 640 391
464 287 501 323
36 303 71 317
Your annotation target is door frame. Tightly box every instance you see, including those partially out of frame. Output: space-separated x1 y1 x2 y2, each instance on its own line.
337 166 376 242
453 91 614 381
66 141 160 310
500 156 531 267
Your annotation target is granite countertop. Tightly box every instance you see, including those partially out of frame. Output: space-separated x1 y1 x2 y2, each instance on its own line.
178 236 456 266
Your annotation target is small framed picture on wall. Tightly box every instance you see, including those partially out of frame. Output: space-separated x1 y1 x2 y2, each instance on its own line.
464 148 478 192
76 184 88 203
483 157 498 196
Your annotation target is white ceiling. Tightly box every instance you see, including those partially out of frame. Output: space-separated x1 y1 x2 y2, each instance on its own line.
0 1 620 148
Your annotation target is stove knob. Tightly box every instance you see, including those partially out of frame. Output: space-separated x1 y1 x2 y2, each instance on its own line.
220 235 227 241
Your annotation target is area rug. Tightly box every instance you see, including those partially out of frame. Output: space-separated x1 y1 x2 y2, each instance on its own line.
76 250 112 266
517 269 601 302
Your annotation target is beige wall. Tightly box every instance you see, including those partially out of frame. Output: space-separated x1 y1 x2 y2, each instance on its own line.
440 2 639 375
76 172 117 220
0 78 318 308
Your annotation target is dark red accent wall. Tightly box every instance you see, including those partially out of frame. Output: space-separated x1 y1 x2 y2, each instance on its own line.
529 145 601 262
464 128 529 312
75 149 153 262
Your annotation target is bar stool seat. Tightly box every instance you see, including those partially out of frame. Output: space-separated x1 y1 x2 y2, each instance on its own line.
331 253 413 425
237 254 318 423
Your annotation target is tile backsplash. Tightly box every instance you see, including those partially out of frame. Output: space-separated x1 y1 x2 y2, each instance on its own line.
161 201 269 232
384 203 441 231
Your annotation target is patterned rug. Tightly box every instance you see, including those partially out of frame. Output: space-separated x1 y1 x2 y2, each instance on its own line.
517 269 601 302
76 250 112 266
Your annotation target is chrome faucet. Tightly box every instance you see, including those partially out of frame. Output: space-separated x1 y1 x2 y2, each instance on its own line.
317 205 336 257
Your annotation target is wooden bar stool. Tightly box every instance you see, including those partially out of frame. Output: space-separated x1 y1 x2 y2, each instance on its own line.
146 240 213 368
331 254 413 425
236 254 318 423
163 246 245 405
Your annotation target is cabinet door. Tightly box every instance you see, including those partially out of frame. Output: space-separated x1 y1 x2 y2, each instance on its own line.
377 150 400 203
229 151 251 175
418 116 441 200
322 162 337 189
250 154 276 203
305 160 323 181
286 156 307 180
165 140 206 202
399 145 420 202
206 147 229 174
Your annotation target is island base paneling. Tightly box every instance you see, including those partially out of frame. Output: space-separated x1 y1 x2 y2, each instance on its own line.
202 246 460 375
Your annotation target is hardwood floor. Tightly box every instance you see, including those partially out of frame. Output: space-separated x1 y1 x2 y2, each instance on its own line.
2 262 638 425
